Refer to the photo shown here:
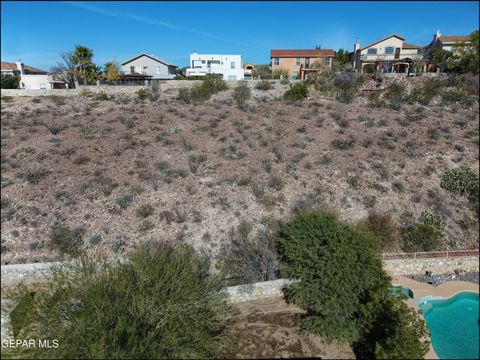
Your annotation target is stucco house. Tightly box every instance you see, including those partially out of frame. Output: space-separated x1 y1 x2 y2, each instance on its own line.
270 49 334 80
352 34 423 74
185 53 244 81
1 61 66 89
121 53 177 80
423 31 472 71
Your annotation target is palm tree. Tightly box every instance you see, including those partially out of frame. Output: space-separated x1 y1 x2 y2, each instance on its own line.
72 45 94 84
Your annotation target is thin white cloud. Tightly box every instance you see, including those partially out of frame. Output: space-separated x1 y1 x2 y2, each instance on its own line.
63 1 262 48
64 1 177 29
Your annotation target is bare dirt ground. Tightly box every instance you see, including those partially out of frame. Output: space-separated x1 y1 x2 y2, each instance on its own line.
228 299 354 359
1 82 478 264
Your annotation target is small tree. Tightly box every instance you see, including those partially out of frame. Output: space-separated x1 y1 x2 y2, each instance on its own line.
50 51 76 89
277 212 390 343
0 74 19 89
283 82 309 102
5 242 234 359
252 64 272 79
272 68 289 79
104 61 121 81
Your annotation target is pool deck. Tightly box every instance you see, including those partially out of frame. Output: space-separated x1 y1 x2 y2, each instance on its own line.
392 276 479 360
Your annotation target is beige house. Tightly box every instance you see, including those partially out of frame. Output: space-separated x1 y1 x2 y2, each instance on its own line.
352 34 422 74
423 31 472 71
270 49 334 80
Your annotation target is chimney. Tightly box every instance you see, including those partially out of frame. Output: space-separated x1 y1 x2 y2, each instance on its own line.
354 38 360 53
433 30 441 42
16 60 24 75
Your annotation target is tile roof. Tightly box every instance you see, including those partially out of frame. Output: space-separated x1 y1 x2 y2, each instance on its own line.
0 61 47 74
402 43 420 49
438 35 471 43
270 49 334 57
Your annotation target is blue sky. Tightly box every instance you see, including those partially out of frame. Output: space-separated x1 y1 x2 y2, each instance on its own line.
1 1 478 70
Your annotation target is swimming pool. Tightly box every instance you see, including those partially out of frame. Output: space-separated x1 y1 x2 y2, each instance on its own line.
419 292 479 359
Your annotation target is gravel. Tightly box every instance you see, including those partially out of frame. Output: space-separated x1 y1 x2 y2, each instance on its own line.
406 271 479 286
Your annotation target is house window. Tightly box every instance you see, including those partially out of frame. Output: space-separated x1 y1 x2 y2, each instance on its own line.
227 75 237 81
291 71 298 80
231 62 236 69
156 66 161 74
39 83 47 89
325 57 330 65
367 48 377 55
385 46 394 55
130 66 135 74
201 60 206 64
143 66 148 70
273 57 279 66
305 57 310 68
295 58 301 66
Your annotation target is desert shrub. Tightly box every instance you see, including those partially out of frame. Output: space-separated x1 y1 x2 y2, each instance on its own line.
136 88 149 101
1 74 20 89
334 72 361 103
441 88 475 106
402 223 443 252
188 153 207 174
310 70 335 94
5 243 234 359
364 212 401 251
441 168 479 198
233 81 251 107
272 68 289 80
189 75 227 103
362 64 375 74
385 81 407 110
136 203 154 218
446 73 479 96
79 88 92 97
218 221 278 284
95 91 109 101
177 88 190 103
48 225 84 257
255 80 273 90
368 91 386 108
283 82 309 102
148 81 160 101
280 78 290 85
330 135 356 150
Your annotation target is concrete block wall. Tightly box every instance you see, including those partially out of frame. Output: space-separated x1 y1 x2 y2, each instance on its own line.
383 256 479 276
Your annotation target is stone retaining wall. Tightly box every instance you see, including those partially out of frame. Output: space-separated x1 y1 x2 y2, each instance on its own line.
0 79 299 98
383 256 479 276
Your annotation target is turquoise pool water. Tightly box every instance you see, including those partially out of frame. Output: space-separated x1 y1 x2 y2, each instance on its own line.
419 292 479 359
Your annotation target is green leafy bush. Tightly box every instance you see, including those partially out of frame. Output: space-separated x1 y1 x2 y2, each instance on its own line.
277 212 389 342
283 82 309 102
277 211 429 359
1 74 20 89
441 168 479 197
272 68 289 80
6 243 234 359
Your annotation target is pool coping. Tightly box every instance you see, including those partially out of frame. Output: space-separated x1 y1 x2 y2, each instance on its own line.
392 276 479 360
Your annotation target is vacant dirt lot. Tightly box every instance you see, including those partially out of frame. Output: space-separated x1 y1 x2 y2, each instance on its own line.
228 299 354 358
1 81 478 264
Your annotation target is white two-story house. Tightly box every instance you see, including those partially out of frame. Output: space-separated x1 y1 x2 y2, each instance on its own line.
352 34 423 74
121 53 177 80
186 53 244 81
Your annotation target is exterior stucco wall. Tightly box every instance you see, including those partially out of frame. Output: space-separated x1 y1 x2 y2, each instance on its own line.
122 55 175 79
19 75 53 89
271 56 333 79
186 54 244 80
